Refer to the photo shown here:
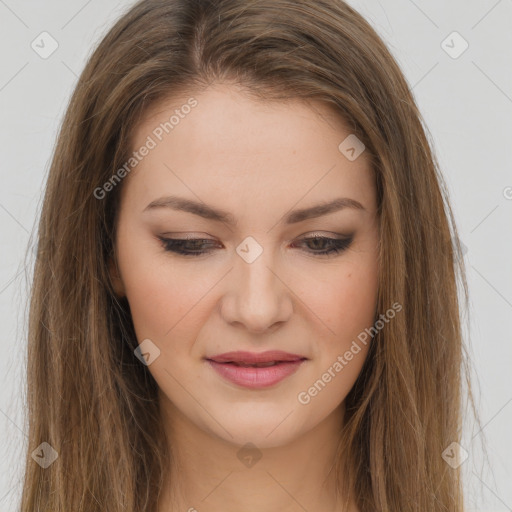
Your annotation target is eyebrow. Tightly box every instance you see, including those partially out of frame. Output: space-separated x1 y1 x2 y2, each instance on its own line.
143 195 366 225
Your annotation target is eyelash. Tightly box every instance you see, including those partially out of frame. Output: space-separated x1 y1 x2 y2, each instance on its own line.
157 234 353 258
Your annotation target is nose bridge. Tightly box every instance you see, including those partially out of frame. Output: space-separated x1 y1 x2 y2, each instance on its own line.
240 246 276 296
222 236 292 332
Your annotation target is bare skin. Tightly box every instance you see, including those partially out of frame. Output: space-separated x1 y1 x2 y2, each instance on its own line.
110 82 379 512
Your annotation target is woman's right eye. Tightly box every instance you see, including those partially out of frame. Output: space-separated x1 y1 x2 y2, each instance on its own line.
157 237 220 257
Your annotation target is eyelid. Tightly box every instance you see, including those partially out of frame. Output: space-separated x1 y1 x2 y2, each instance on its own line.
297 231 351 239
156 231 354 258
158 231 352 242
159 232 214 238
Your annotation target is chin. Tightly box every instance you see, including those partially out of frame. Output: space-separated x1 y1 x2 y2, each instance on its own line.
201 406 308 450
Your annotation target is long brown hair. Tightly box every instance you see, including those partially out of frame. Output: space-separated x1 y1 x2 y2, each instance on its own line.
20 0 476 510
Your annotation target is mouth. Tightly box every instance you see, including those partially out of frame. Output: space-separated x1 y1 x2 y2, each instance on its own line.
206 351 307 389
207 350 307 365
216 360 291 367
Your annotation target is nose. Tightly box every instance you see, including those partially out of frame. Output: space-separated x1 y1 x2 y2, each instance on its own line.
219 248 293 334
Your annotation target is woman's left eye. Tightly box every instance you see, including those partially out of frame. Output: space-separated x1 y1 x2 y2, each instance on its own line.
157 234 353 258
292 234 354 256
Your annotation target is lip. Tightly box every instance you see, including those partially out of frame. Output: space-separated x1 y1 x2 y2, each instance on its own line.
208 350 306 364
206 350 307 389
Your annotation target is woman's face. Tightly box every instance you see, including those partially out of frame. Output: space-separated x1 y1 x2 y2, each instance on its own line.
111 83 379 448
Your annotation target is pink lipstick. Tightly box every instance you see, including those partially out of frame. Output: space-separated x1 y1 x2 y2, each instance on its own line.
206 350 307 389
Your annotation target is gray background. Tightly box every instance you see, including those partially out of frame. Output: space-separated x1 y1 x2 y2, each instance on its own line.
0 0 511 510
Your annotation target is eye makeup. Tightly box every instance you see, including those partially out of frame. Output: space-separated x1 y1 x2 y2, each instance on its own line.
156 233 354 258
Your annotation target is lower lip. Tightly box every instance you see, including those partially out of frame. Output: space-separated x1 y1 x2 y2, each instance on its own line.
207 359 305 389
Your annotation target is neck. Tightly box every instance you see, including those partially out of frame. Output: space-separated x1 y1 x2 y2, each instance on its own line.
156 393 357 512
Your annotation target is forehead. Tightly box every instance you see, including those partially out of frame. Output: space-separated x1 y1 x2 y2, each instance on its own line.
135 83 351 151
123 83 376 217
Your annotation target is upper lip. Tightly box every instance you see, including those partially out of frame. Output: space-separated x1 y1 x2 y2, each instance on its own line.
207 350 307 364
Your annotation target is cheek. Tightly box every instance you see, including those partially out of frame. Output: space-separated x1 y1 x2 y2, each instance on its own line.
118 240 207 343
300 259 377 397
310 263 378 344
336 271 378 335
296 269 376 414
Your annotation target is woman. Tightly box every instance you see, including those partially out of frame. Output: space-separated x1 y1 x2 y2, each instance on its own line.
21 0 475 510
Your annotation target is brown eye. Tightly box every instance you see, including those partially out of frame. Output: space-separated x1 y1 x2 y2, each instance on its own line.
158 237 221 257
292 235 353 256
